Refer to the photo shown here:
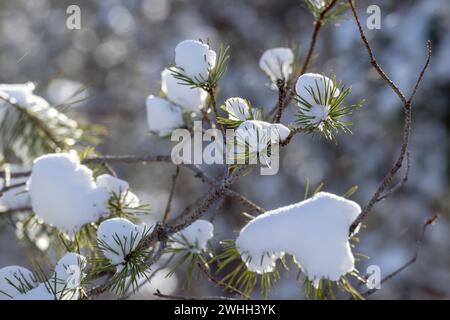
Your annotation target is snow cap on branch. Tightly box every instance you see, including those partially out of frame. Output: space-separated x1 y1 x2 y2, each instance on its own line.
172 219 214 253
174 40 217 81
161 68 207 112
236 192 361 286
97 218 148 270
259 48 294 83
295 73 339 126
0 83 48 109
0 83 80 140
233 120 290 162
28 152 110 234
1 252 86 300
146 95 184 137
96 174 140 208
223 97 252 121
0 266 38 300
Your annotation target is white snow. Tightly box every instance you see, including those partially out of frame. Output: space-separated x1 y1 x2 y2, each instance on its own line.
303 104 331 125
223 97 252 121
146 95 184 137
0 83 81 142
97 218 149 269
96 174 140 208
235 192 361 286
0 82 48 108
171 219 214 253
1 252 86 300
259 48 294 83
174 40 216 81
0 266 38 300
161 68 207 112
233 120 290 162
295 73 340 106
14 283 54 300
28 152 110 234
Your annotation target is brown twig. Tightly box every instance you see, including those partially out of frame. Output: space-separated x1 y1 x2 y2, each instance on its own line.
273 79 286 123
162 166 180 224
197 260 250 299
363 215 438 297
348 0 432 234
154 289 235 300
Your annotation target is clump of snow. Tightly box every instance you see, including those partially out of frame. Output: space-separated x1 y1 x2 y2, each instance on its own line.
233 120 290 162
0 83 81 146
295 73 339 106
161 68 207 112
171 220 214 253
28 152 110 234
303 104 331 125
0 83 48 108
1 252 86 300
97 218 148 270
223 97 252 121
259 48 294 83
146 95 184 137
96 174 140 208
174 40 216 81
295 73 340 127
53 252 87 296
0 266 38 300
15 283 54 300
235 192 361 286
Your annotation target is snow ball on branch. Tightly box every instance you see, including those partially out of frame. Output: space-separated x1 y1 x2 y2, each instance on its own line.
0 83 81 144
174 40 217 81
146 95 184 137
1 252 86 300
0 82 48 109
97 174 140 208
294 73 359 140
44 252 87 300
233 120 290 162
259 48 294 83
97 218 149 270
28 152 110 234
0 266 38 300
295 73 339 109
161 68 207 112
171 219 214 253
223 97 252 121
235 192 361 286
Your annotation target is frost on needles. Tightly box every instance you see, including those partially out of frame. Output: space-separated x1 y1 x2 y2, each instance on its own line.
236 192 361 288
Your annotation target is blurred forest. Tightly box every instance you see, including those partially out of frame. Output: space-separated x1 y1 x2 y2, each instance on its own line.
0 0 449 299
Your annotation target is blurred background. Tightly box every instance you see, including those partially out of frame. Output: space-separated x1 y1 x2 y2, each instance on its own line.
0 0 449 299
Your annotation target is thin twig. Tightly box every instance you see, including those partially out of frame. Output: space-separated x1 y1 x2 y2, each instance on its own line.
269 0 338 117
376 152 410 202
347 0 407 105
154 289 235 300
162 167 180 224
363 215 438 297
0 181 26 195
0 206 32 215
273 79 286 123
348 0 432 234
197 260 250 299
